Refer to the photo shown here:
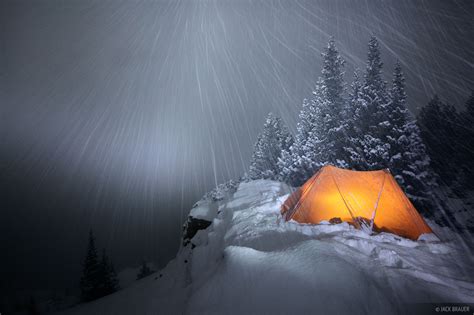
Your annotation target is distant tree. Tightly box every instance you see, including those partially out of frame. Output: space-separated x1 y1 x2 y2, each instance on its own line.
457 91 474 190
417 95 460 186
80 230 101 302
137 260 154 280
80 231 119 302
99 249 120 296
249 112 293 180
465 91 474 119
108 263 119 293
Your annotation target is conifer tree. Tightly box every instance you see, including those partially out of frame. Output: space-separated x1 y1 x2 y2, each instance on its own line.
279 82 328 186
279 38 349 185
319 37 351 168
80 230 101 302
249 112 293 180
99 249 119 296
386 62 435 210
278 98 315 186
465 91 474 120
418 95 460 185
358 36 391 169
386 61 413 179
137 260 154 280
108 262 119 293
344 70 367 169
457 91 474 190
80 231 119 302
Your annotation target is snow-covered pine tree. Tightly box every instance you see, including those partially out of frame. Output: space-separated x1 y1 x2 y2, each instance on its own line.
279 38 350 186
385 61 409 177
278 81 329 186
299 81 330 174
80 230 101 302
319 37 351 168
386 62 436 212
248 112 293 180
278 98 314 186
343 70 367 170
358 36 391 170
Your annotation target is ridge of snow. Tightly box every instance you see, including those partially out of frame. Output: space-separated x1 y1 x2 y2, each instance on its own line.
61 180 474 315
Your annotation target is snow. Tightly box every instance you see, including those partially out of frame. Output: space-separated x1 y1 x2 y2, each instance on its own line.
189 202 218 221
418 233 440 242
61 180 474 315
117 262 157 289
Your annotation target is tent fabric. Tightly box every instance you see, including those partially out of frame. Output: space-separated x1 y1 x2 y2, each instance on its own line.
281 165 433 240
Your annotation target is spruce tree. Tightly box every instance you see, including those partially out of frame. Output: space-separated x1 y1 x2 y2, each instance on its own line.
386 61 413 182
278 98 315 186
319 37 351 168
80 230 101 302
457 91 474 190
279 82 328 186
108 262 119 293
299 81 330 173
358 36 391 170
249 112 293 180
466 91 474 119
418 95 460 185
386 62 436 211
344 70 367 169
137 260 154 280
100 249 119 295
279 38 349 185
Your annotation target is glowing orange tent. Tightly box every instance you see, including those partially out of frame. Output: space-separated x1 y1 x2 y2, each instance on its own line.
281 165 433 240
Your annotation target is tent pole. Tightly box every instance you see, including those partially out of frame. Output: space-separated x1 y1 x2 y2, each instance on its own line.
286 169 322 220
331 173 359 229
371 172 387 231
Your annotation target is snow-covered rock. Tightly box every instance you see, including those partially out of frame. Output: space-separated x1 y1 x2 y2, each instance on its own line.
61 180 474 315
183 180 239 246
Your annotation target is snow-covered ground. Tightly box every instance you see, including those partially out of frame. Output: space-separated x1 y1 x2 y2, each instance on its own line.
117 262 158 289
61 180 474 315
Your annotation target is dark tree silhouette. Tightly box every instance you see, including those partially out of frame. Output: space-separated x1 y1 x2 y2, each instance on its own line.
99 249 120 296
80 230 101 302
80 230 119 302
137 260 155 280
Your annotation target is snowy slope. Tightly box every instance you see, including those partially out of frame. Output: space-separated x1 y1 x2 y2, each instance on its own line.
117 262 158 289
61 180 474 315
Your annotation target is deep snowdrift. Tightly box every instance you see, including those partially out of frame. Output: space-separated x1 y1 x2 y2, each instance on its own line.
61 180 474 315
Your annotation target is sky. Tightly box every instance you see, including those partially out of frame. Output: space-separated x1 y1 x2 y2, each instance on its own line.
1 0 473 292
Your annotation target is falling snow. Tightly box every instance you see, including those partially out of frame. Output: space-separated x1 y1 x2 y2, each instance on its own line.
1 0 473 301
